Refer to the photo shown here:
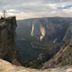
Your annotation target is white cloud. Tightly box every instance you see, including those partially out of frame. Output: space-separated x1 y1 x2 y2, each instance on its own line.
63 7 72 13
7 9 17 12
0 0 72 19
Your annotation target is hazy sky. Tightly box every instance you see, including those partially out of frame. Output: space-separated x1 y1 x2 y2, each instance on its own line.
0 0 72 20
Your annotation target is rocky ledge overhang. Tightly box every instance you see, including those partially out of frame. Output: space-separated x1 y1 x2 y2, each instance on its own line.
0 16 17 29
0 59 72 72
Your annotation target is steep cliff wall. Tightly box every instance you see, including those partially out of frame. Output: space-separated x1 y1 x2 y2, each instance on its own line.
0 16 17 62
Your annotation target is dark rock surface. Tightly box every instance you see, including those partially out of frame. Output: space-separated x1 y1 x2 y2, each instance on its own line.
0 16 17 63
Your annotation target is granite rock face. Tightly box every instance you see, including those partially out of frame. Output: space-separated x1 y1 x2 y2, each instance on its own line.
1 59 72 72
0 17 17 62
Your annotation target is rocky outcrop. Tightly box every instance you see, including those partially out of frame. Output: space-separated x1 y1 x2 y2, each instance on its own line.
0 16 17 63
1 59 72 72
42 39 72 68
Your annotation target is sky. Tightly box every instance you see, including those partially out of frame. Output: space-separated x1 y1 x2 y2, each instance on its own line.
0 0 72 20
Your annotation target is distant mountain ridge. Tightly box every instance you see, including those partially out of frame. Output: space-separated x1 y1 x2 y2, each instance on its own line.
16 17 72 41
